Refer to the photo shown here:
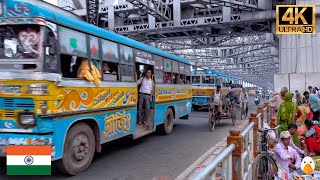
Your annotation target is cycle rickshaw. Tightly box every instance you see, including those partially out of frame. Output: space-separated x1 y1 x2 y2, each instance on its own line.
208 96 237 131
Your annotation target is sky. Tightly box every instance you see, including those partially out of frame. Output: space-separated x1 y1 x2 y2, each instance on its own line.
44 0 58 6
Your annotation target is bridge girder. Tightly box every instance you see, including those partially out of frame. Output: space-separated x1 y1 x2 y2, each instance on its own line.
58 0 278 88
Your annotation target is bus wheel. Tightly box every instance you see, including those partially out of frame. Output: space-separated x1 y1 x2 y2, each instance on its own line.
157 108 174 135
57 123 95 175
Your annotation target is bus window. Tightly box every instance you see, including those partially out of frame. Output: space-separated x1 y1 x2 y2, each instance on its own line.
102 61 119 81
186 76 191 84
154 70 164 83
0 25 41 70
179 74 185 84
58 26 87 58
44 28 58 73
202 76 214 85
60 54 82 78
173 73 179 84
185 64 191 84
121 64 134 82
164 72 172 84
192 76 200 84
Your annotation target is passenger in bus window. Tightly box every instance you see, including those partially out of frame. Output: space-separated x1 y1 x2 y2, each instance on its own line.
137 69 154 126
173 73 178 84
165 73 171 84
103 62 110 74
180 75 185 84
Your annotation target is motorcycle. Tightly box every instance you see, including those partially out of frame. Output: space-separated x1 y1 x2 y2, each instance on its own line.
254 97 260 106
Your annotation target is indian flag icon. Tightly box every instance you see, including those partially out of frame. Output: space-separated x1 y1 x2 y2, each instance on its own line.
6 145 51 175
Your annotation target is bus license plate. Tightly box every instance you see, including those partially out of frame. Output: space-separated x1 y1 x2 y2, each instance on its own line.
198 103 203 106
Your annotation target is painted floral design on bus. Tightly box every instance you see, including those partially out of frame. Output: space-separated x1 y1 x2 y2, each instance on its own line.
8 3 31 16
55 88 137 112
56 88 94 111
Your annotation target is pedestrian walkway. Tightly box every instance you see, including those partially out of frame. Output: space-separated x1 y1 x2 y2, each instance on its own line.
176 99 269 180
176 120 249 180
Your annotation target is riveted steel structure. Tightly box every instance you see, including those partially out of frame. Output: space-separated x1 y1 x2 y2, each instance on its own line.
57 0 285 88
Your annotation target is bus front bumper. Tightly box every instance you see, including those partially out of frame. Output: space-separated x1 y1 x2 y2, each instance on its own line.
0 133 54 157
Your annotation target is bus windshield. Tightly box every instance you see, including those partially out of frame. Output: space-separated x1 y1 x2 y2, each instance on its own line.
0 25 41 69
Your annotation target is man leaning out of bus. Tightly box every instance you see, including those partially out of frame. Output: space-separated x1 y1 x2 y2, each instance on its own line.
137 69 154 126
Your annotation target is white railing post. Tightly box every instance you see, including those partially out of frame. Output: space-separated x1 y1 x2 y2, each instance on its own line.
193 144 236 180
240 122 255 180
227 130 244 180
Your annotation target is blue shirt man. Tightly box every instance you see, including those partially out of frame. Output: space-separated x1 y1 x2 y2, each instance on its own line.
304 91 320 121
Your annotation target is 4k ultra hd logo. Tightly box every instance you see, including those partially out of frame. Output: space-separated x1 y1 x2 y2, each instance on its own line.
276 5 316 34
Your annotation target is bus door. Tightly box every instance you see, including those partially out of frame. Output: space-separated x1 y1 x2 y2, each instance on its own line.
135 62 155 136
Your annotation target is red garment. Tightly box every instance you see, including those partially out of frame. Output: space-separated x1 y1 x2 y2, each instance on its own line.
309 111 313 120
305 137 320 153
295 109 302 121
300 138 306 150
312 125 320 143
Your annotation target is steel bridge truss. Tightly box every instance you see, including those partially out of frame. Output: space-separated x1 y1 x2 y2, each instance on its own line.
58 0 278 88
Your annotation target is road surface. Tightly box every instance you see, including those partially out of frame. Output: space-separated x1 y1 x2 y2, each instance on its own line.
0 97 265 180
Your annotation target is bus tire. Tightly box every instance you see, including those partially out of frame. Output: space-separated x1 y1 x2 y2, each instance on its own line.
57 122 95 175
180 114 188 119
157 108 174 135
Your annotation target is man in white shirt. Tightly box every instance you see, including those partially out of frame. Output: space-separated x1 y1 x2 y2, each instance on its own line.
269 87 288 113
137 69 154 126
209 85 221 115
239 88 248 118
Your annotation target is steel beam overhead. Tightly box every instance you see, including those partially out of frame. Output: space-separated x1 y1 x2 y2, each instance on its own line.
58 0 279 88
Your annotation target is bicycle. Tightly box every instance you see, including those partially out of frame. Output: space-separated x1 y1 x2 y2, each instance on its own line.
240 101 248 120
253 125 280 180
208 103 221 132
227 98 236 126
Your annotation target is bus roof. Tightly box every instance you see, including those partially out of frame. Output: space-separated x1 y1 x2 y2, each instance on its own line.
192 69 242 80
0 0 190 64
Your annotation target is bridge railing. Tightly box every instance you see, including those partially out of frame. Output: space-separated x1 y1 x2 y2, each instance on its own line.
193 143 235 180
192 103 271 180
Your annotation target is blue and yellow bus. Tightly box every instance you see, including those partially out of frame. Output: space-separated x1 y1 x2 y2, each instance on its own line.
191 69 243 110
0 0 192 175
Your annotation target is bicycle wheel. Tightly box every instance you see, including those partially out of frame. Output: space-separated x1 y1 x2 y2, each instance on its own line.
208 113 215 132
240 104 244 120
231 109 236 126
253 154 278 180
268 156 278 178
253 154 268 180
216 112 221 126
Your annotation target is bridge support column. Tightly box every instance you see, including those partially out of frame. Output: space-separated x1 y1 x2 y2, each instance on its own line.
227 130 243 180
249 113 259 157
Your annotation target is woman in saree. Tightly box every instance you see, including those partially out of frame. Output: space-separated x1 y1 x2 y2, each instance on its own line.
277 92 299 145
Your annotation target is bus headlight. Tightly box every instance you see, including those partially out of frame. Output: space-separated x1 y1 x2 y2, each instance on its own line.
18 112 36 127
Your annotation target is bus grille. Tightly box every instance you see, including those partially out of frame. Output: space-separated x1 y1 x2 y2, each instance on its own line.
0 98 35 110
0 98 35 119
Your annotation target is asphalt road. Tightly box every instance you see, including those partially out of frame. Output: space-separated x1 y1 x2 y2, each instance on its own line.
0 97 265 180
